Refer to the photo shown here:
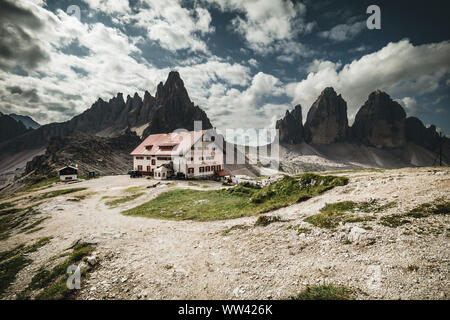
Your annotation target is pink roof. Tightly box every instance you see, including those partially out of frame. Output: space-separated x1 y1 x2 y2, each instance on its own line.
130 130 207 156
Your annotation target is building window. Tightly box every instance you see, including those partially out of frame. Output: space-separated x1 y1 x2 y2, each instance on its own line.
137 165 142 171
146 157 151 160
188 168 194 174
206 156 213 160
206 166 210 172
211 165 215 171
146 166 150 172
199 167 204 173
216 165 221 171
152 159 156 165
157 156 171 161
199 156 203 161
136 156 144 160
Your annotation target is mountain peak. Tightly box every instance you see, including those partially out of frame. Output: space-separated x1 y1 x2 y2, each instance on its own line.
352 91 406 147
304 87 348 144
321 87 337 96
155 71 190 103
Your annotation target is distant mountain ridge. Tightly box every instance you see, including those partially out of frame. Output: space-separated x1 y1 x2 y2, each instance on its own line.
276 88 446 154
0 71 213 158
8 114 40 129
0 114 29 144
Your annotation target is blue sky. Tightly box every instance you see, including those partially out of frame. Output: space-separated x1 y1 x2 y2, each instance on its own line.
0 0 449 135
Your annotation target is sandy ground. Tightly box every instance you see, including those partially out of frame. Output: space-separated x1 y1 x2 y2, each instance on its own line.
1 167 449 300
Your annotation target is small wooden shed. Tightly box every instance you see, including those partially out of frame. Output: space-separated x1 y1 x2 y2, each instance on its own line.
58 166 78 181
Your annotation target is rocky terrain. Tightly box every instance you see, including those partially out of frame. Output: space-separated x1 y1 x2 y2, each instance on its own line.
276 88 449 168
304 87 349 144
0 167 448 300
276 105 304 144
352 90 406 148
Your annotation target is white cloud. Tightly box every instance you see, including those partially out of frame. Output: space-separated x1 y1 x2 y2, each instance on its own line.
131 0 214 53
82 0 130 14
194 72 287 130
318 21 366 42
286 40 450 123
398 97 430 117
209 0 315 54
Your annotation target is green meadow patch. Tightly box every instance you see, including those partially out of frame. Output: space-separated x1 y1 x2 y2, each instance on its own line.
379 200 449 228
290 284 354 300
18 242 95 300
304 200 391 229
105 192 145 207
0 237 52 295
123 174 348 221
0 206 49 240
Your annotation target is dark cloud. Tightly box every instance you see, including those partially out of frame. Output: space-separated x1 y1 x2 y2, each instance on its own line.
0 0 49 71
0 0 43 29
5 86 40 102
6 85 22 94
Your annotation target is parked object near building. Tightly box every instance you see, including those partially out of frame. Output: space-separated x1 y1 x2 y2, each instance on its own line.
128 170 142 178
130 129 224 179
58 166 78 182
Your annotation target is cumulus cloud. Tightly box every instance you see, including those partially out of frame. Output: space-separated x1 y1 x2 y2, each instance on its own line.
209 0 315 54
82 0 130 14
318 21 366 42
0 0 48 71
286 40 450 122
130 0 215 53
398 97 431 117
194 72 287 131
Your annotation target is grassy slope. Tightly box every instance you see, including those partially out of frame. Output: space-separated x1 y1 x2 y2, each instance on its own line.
123 174 348 221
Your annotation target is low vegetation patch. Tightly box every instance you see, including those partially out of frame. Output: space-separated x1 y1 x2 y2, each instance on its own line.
254 215 282 226
379 200 449 228
18 242 95 300
287 224 311 235
290 284 354 300
222 224 250 235
123 186 145 194
26 177 60 191
0 237 52 295
105 192 145 207
0 202 14 211
30 188 87 202
123 174 348 221
0 206 48 240
304 200 380 229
